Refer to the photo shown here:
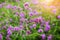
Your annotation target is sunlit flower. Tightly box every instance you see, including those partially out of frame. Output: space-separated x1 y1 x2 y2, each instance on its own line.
52 9 57 14
57 15 60 19
31 0 39 4
24 2 29 9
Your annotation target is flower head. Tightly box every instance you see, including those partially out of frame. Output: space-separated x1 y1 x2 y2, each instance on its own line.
38 29 43 33
41 34 46 40
26 30 31 35
24 2 29 9
47 35 52 40
32 0 39 4
44 24 50 31
6 4 12 9
7 29 12 35
6 35 11 40
57 15 60 19
20 12 25 18
14 27 20 31
0 34 3 40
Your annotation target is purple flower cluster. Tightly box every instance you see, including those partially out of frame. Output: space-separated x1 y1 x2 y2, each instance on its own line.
0 1 57 40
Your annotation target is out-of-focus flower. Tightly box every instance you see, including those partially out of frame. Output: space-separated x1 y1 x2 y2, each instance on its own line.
29 11 33 16
30 24 36 29
12 6 17 10
34 16 43 23
33 24 36 28
52 9 57 14
14 27 20 31
38 29 43 33
45 21 49 25
7 29 12 35
8 26 13 31
24 2 29 9
26 30 31 35
0 34 3 40
6 4 12 9
6 35 11 40
41 34 46 40
33 10 39 15
47 35 52 40
57 15 60 19
28 8 32 11
44 24 50 31
19 25 24 30
49 5 56 9
2 26 6 29
31 0 39 4
15 12 19 16
9 18 13 22
0 4 3 8
20 18 25 22
20 12 25 18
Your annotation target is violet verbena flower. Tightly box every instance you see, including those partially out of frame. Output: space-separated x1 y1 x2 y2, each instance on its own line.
19 25 24 30
12 6 17 10
29 11 33 16
33 24 36 28
14 27 20 31
45 21 49 25
49 5 56 9
33 10 38 15
8 26 13 31
20 12 25 18
0 34 3 40
44 24 50 31
38 29 43 33
57 15 60 19
6 4 12 9
20 18 25 22
41 34 46 40
30 24 36 29
26 30 31 35
24 2 29 9
28 8 32 11
52 9 56 14
6 35 11 40
7 26 13 36
7 29 12 36
34 16 43 23
15 12 19 16
32 0 39 4
47 35 52 40
0 4 3 8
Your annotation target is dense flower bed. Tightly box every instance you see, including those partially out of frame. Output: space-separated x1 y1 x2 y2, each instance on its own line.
0 0 60 40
